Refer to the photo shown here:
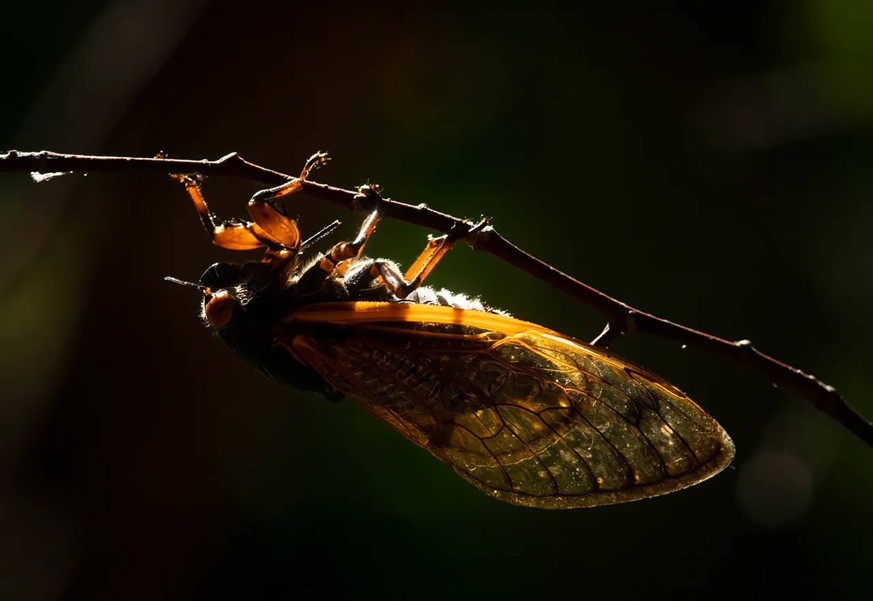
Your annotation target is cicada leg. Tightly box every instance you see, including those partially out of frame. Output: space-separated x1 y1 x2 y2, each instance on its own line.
171 174 274 250
246 152 330 250
387 215 494 296
284 178 461 299
293 208 383 292
368 234 453 299
172 152 329 253
374 215 491 297
402 235 453 285
329 210 381 270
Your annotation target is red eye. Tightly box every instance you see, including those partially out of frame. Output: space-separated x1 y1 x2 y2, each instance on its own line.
204 290 236 328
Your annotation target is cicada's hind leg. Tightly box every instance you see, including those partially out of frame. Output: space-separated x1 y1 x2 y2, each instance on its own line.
374 215 491 298
369 234 454 299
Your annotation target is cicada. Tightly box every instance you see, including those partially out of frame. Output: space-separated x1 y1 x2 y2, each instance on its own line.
168 153 734 509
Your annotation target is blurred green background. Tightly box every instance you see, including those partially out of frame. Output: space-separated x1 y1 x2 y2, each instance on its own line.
1 1 871 599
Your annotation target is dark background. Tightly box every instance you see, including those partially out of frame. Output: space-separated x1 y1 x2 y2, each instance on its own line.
1 1 871 599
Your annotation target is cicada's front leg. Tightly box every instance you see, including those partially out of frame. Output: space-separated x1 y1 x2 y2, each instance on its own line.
171 173 276 251
172 151 329 254
245 152 331 251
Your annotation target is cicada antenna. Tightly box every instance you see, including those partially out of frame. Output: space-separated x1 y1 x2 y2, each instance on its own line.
164 276 212 295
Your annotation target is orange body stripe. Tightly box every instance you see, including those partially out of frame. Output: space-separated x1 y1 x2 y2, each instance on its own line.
285 301 557 336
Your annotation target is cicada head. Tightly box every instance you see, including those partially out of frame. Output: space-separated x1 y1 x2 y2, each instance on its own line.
195 262 271 351
194 261 337 397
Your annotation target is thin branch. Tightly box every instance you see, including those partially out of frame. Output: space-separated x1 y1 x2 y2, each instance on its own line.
3 149 871 447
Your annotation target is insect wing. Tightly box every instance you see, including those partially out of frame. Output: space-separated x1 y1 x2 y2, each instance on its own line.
279 302 735 509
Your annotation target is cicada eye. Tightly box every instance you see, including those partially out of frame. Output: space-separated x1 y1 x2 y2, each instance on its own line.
203 289 236 328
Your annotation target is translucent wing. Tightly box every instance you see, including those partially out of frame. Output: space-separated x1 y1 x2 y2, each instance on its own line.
278 302 735 509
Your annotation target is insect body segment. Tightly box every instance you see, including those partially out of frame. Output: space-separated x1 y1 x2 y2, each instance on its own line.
171 154 735 509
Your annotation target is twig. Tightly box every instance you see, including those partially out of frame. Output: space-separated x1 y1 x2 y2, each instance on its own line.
3 149 871 447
